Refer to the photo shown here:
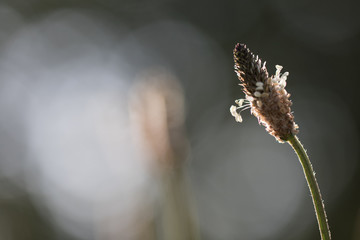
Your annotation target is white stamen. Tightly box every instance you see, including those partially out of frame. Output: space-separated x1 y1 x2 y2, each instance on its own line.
230 105 243 122
230 105 237 114
275 65 283 77
272 65 289 89
256 82 264 87
254 91 261 97
239 105 251 112
280 72 288 87
235 99 244 107
255 82 264 90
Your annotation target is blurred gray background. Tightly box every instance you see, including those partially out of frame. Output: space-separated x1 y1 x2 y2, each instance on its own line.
0 0 359 239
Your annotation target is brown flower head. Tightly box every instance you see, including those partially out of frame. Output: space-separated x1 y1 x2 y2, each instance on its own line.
230 43 298 142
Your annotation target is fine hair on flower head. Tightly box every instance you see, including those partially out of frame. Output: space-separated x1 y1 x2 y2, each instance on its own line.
230 43 298 142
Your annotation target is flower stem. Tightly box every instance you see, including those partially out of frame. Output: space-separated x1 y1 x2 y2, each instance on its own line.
287 134 331 240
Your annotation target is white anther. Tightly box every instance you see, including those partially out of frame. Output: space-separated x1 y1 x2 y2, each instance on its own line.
246 95 254 101
235 99 245 107
230 105 243 122
255 82 264 90
279 80 286 88
240 99 245 105
279 72 289 88
254 91 261 97
275 65 283 77
256 82 264 87
230 105 237 115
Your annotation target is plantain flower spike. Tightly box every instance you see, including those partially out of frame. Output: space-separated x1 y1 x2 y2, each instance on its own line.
230 43 298 142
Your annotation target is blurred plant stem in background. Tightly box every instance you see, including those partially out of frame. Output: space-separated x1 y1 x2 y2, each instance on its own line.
157 164 200 240
130 67 200 240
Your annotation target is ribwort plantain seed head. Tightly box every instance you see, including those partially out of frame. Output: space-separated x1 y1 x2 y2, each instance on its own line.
230 43 298 142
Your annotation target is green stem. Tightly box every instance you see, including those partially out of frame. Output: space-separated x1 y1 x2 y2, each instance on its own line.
287 134 331 240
